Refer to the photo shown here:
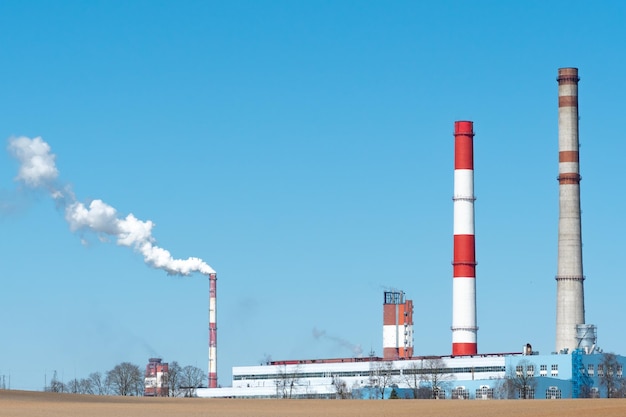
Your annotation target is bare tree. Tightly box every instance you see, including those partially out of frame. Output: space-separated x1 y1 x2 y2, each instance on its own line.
403 362 433 399
79 378 95 394
598 353 626 398
66 377 94 394
46 371 66 393
493 377 510 399
166 361 182 397
419 358 455 399
614 379 626 398
332 376 351 399
67 378 80 394
578 384 595 399
88 372 110 395
403 362 421 399
369 361 395 399
275 365 302 399
503 359 536 399
179 365 206 397
106 362 143 396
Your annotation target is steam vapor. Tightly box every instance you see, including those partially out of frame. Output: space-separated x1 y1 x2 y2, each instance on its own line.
312 327 363 357
8 136 215 276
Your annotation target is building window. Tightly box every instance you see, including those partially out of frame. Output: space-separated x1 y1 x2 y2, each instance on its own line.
618 364 623 378
516 365 523 376
588 364 594 376
384 291 403 304
551 364 558 377
519 387 535 399
546 386 562 399
598 364 604 377
590 387 600 398
527 365 534 377
452 386 469 399
540 364 547 376
476 385 494 400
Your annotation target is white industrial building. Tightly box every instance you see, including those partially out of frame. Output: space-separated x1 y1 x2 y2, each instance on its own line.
197 349 626 399
198 354 508 399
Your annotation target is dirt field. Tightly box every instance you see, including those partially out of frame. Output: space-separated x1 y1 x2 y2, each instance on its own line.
2 390 626 417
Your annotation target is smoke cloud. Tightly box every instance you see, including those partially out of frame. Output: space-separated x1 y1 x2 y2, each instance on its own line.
8 136 59 188
7 136 215 276
312 327 363 357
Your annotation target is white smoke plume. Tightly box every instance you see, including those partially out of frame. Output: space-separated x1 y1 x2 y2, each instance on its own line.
312 327 363 357
8 136 59 188
7 136 215 276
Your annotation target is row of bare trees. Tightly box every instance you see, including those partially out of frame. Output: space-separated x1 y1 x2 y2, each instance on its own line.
272 359 455 400
167 361 207 397
275 365 301 399
368 358 454 399
45 361 205 397
46 363 143 396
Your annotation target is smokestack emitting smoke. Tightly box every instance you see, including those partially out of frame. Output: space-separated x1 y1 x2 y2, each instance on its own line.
555 68 586 353
451 121 478 356
8 136 219 387
7 136 215 276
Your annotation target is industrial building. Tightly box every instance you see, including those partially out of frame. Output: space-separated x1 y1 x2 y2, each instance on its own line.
195 68 626 399
383 290 413 360
144 358 169 397
196 292 624 399
198 350 624 399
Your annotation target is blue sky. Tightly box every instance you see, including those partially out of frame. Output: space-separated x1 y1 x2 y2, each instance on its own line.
1 0 626 390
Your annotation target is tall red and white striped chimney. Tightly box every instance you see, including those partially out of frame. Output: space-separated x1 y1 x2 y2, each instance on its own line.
452 120 478 356
208 272 218 388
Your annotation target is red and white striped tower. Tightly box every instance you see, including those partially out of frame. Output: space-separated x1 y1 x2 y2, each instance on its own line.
208 272 218 388
451 120 478 356
382 291 414 360
143 358 170 397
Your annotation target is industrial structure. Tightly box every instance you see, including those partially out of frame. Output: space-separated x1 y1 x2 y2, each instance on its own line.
199 350 624 399
195 68 626 399
144 358 169 397
383 291 414 360
555 67 593 354
208 272 218 388
196 296 622 399
452 120 478 356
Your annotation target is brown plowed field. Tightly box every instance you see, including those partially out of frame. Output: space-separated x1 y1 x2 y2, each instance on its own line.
2 390 626 417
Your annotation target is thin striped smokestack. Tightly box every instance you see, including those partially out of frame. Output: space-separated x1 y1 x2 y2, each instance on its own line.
452 121 478 356
208 272 218 388
555 67 585 353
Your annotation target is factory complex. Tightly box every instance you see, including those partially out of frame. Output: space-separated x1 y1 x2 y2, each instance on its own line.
195 292 621 399
189 68 626 399
198 347 621 399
